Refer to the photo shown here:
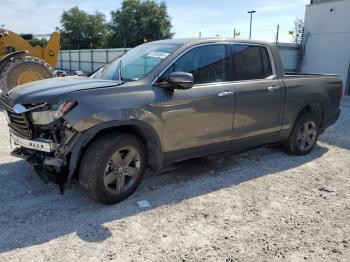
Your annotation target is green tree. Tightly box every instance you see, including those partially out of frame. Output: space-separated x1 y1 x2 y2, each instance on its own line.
29 38 48 48
291 18 304 44
58 7 108 49
109 0 173 47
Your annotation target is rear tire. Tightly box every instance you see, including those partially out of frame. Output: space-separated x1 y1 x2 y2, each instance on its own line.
79 132 146 205
283 112 319 156
0 56 53 92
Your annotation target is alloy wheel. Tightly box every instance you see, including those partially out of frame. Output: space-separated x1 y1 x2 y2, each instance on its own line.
297 120 317 151
103 146 141 194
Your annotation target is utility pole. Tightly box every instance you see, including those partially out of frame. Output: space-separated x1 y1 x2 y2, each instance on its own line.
275 24 280 44
234 28 236 38
247 10 256 39
199 31 202 38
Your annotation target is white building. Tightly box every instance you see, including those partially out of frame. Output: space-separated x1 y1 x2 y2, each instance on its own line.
301 0 350 95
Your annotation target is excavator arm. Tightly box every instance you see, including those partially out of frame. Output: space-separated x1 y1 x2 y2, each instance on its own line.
0 30 60 68
42 32 60 68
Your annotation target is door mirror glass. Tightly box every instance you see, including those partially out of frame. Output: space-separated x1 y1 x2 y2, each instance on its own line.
167 72 194 90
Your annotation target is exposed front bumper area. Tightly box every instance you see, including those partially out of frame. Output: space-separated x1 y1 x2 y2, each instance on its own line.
10 130 59 153
1 95 80 192
11 147 67 189
9 130 74 190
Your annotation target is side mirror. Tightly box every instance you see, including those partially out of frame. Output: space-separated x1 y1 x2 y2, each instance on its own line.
167 72 194 90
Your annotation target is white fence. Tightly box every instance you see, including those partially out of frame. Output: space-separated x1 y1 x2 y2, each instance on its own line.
57 48 131 73
277 43 300 72
56 43 300 73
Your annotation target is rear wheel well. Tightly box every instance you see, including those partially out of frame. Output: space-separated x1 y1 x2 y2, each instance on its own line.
296 103 324 128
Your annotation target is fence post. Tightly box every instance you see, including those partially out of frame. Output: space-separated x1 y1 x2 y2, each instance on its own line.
60 52 63 71
275 24 280 45
69 49 72 72
346 62 350 95
78 49 81 72
90 49 94 73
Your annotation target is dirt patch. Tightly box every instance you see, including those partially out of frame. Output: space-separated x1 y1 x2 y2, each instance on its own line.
0 98 349 261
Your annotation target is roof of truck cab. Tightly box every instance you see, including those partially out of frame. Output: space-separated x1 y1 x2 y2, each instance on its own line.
151 38 275 47
148 37 284 78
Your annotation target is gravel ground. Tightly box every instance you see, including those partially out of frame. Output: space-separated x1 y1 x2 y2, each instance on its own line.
0 98 349 262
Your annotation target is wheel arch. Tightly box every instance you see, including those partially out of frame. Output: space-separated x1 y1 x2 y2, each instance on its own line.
67 120 164 183
292 100 326 134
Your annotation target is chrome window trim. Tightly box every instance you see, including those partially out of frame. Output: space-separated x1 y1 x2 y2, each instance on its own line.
192 77 279 88
152 41 278 86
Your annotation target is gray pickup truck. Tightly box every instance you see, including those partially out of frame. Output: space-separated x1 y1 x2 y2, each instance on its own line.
0 38 342 204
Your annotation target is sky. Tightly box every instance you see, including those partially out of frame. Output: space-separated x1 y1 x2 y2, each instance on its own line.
1 0 310 43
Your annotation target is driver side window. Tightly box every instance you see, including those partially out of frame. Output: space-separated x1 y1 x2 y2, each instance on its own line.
160 44 227 85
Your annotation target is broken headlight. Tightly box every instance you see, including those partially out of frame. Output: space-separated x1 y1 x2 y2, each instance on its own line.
30 101 77 125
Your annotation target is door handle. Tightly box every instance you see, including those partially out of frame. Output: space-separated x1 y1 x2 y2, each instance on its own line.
267 85 281 92
218 91 234 97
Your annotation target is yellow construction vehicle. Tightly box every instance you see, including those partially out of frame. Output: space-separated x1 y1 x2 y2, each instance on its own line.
0 29 60 92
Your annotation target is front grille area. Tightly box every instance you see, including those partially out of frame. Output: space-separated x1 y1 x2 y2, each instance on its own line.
0 95 32 138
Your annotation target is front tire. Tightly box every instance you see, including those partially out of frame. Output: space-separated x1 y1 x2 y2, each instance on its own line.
283 112 319 156
79 132 146 205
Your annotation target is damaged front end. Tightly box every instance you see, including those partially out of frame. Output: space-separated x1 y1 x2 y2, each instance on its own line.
1 95 79 192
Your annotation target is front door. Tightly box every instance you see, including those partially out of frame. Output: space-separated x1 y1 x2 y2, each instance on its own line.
156 44 236 161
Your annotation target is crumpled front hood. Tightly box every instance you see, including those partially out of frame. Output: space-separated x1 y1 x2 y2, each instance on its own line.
7 76 123 104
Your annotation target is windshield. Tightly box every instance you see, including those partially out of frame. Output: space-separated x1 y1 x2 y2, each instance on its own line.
90 42 182 81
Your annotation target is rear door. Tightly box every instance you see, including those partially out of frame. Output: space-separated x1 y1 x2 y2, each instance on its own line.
230 44 284 139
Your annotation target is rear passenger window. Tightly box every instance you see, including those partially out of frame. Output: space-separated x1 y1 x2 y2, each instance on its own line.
261 47 273 77
161 44 228 85
231 45 272 81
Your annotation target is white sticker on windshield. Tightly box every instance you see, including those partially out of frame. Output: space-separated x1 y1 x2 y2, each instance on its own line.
147 51 170 59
